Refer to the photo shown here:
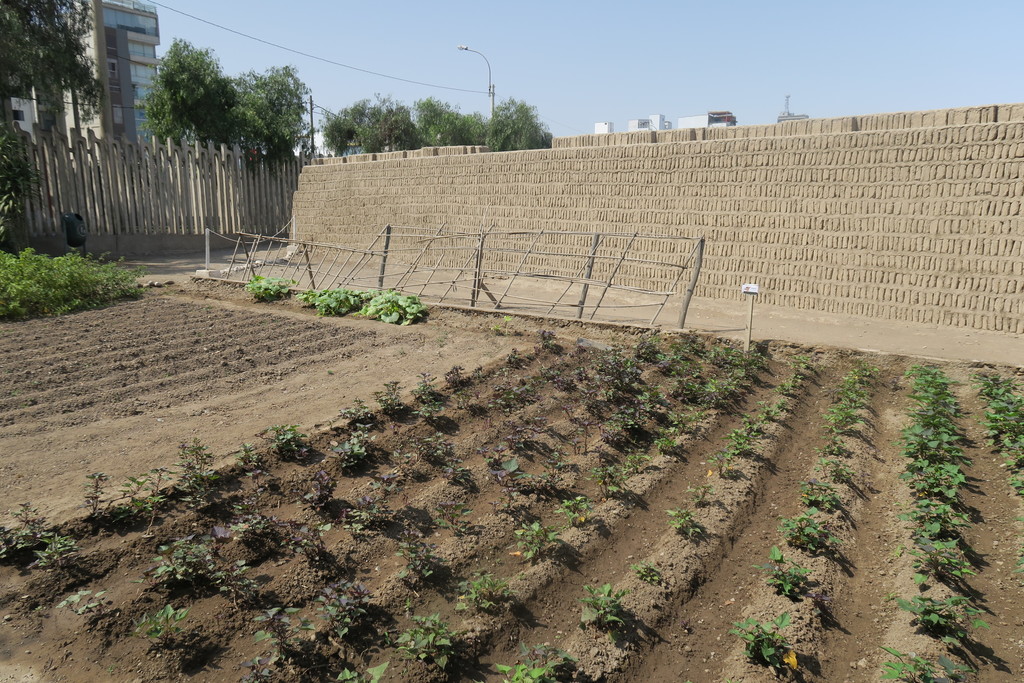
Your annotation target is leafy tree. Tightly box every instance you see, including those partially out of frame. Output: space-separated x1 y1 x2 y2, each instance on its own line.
413 98 485 147
236 66 310 164
0 0 103 119
143 40 239 147
143 40 309 164
323 95 418 155
487 98 552 152
0 127 38 250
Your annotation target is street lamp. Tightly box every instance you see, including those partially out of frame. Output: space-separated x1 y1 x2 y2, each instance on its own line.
457 45 494 118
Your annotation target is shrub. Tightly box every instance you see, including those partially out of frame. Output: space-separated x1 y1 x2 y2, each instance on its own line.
358 290 427 325
0 249 142 319
244 276 294 301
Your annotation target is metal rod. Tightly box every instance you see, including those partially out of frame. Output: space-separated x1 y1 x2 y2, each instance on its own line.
470 232 486 307
677 236 705 329
205 228 210 270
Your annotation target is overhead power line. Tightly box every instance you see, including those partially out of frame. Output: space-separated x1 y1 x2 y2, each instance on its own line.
150 1 488 95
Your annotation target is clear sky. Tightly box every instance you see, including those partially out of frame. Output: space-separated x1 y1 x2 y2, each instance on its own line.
149 0 1023 138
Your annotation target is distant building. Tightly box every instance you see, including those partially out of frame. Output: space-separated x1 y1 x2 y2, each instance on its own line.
677 111 737 128
594 121 614 134
777 95 808 123
7 0 160 142
627 114 672 132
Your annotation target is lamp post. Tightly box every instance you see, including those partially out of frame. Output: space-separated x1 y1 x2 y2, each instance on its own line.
457 45 494 118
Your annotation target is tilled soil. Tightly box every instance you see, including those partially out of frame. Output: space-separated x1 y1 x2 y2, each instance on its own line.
0 284 1021 682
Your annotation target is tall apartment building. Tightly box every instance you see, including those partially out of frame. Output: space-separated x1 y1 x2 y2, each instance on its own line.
101 0 160 140
7 0 160 142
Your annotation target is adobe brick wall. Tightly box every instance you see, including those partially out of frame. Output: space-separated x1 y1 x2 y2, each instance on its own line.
292 104 1024 333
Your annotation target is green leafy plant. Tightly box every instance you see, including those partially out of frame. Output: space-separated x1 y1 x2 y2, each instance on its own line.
686 484 714 507
30 533 78 569
335 662 390 682
779 509 840 553
434 501 472 536
176 438 218 504
297 287 372 316
396 528 443 583
895 595 988 644
729 612 797 670
579 583 629 634
630 561 662 585
514 521 560 562
373 381 404 415
667 508 703 538
0 249 143 320
395 613 458 670
880 646 972 682
244 276 295 302
264 424 307 460
253 606 313 662
456 571 514 612
134 604 190 646
57 589 111 618
315 581 372 643
556 496 593 528
756 546 811 598
589 463 627 498
495 643 576 683
799 479 840 510
358 290 427 325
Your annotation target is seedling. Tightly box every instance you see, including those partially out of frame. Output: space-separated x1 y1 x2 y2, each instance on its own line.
756 546 811 598
456 571 514 612
57 589 111 618
799 479 840 511
434 501 472 536
514 521 560 562
491 315 514 336
135 604 190 646
779 509 840 553
82 472 109 516
686 484 714 507
396 527 443 583
579 583 629 635
630 561 663 585
177 438 218 505
895 595 988 645
589 463 627 498
264 425 307 460
496 643 576 683
395 613 459 670
335 663 390 683
373 381 404 416
31 533 78 569
253 607 313 661
880 647 972 682
556 496 593 528
315 581 372 643
302 469 336 511
667 508 703 538
729 612 797 670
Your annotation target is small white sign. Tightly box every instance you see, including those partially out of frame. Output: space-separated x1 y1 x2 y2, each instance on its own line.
742 283 760 294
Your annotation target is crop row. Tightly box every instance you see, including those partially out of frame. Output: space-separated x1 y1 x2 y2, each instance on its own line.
2 330 809 681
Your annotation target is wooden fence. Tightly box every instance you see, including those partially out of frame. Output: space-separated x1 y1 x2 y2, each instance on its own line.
13 124 303 240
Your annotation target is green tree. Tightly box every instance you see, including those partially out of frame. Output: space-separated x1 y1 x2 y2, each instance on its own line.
0 127 38 251
143 40 309 164
322 95 419 155
143 40 238 146
487 98 552 152
413 98 485 147
0 0 103 119
235 66 310 164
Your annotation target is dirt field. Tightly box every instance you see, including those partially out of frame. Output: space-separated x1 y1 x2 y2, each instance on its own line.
0 281 1021 682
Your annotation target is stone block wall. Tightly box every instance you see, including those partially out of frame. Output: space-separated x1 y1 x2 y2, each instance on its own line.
292 104 1024 333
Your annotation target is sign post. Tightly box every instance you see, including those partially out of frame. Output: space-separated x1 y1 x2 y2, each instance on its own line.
742 283 759 352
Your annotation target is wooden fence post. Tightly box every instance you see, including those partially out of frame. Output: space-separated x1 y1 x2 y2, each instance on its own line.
677 236 705 329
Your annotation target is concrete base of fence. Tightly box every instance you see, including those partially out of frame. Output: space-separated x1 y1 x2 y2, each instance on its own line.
30 233 213 258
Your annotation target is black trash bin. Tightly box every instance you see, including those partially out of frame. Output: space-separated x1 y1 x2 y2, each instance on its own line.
62 212 86 252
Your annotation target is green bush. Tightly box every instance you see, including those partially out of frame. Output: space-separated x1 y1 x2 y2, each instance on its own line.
0 249 142 319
